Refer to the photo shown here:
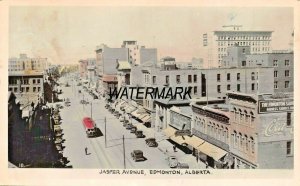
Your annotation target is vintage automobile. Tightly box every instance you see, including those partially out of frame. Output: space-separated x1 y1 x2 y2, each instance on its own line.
123 120 129 127
145 138 158 147
125 123 133 130
93 94 98 99
135 130 145 138
167 156 178 168
177 163 189 169
113 111 119 116
131 150 145 162
130 126 137 133
105 104 110 109
119 116 125 122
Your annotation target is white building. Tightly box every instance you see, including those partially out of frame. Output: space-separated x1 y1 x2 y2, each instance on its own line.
203 25 273 67
9 54 48 72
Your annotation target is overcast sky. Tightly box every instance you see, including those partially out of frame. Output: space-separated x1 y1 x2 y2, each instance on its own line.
9 6 293 65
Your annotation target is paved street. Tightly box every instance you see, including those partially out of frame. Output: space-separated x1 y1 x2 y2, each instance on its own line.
58 76 173 169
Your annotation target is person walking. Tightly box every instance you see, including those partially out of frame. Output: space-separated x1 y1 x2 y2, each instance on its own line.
173 145 177 152
85 147 88 155
205 161 209 169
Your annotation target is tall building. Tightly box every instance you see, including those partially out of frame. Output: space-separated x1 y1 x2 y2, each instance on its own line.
9 54 48 72
203 25 273 67
121 40 157 65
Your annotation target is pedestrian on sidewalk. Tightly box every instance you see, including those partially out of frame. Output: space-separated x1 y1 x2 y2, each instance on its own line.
196 155 199 163
85 147 88 155
173 145 176 152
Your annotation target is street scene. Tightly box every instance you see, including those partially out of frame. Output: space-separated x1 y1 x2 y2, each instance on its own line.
8 6 294 169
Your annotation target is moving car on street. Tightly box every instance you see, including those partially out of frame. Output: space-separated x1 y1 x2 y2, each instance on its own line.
130 126 137 133
131 150 145 162
82 117 97 137
125 123 133 130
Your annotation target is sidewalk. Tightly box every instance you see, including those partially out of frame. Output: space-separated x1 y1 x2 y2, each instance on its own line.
114 105 207 169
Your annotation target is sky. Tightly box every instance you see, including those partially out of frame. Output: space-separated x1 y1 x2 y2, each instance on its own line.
9 6 293 65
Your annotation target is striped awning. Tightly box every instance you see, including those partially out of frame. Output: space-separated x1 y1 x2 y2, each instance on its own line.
197 142 227 161
141 115 151 123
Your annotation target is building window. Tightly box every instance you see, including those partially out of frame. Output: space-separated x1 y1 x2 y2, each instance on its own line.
237 84 240 92
274 70 278 78
37 79 40 84
285 70 290 77
227 84 231 90
194 75 197 83
165 75 169 84
33 87 36 92
251 83 255 91
285 60 290 66
273 60 278 66
285 81 290 88
287 112 291 126
9 88 12 91
217 85 221 93
227 73 230 81
188 75 192 83
237 73 240 81
274 81 278 89
38 87 41 92
26 87 29 92
287 141 292 155
194 86 198 94
176 75 181 84
14 87 17 92
152 76 156 84
242 48 245 54
251 137 255 154
33 79 36 84
251 72 255 80
217 74 221 82
242 61 246 66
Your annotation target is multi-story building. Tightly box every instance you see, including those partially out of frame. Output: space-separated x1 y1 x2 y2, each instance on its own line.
227 92 293 169
222 45 293 93
9 54 48 72
203 25 273 67
121 40 157 65
8 71 44 107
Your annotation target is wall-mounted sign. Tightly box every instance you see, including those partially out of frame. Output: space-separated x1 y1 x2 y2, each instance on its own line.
258 99 293 114
175 130 191 137
264 118 293 137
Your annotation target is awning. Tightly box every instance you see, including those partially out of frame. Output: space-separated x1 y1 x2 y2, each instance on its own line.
170 135 187 145
141 115 151 123
131 109 143 118
185 136 205 149
197 142 227 161
163 127 177 138
126 106 137 113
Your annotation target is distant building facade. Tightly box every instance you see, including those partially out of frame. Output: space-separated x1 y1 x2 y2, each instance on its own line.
203 25 273 67
9 54 48 72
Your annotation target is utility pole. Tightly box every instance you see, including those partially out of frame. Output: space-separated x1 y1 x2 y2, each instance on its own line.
123 135 126 169
91 102 93 119
105 117 107 148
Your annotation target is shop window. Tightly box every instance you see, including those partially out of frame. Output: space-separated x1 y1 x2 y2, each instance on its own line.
188 75 192 83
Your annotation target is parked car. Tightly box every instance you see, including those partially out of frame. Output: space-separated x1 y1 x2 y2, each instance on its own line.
145 138 158 147
123 120 129 127
177 163 189 169
167 156 178 168
105 104 110 109
93 94 98 99
119 116 125 122
131 150 145 162
135 130 145 138
130 126 137 133
113 111 119 116
125 123 133 130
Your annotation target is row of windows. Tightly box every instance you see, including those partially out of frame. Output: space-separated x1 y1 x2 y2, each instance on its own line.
194 118 229 144
232 108 255 126
232 131 255 154
274 70 291 77
8 86 41 93
217 72 256 81
273 60 290 66
8 79 41 85
274 81 291 89
217 35 271 41
217 83 256 93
